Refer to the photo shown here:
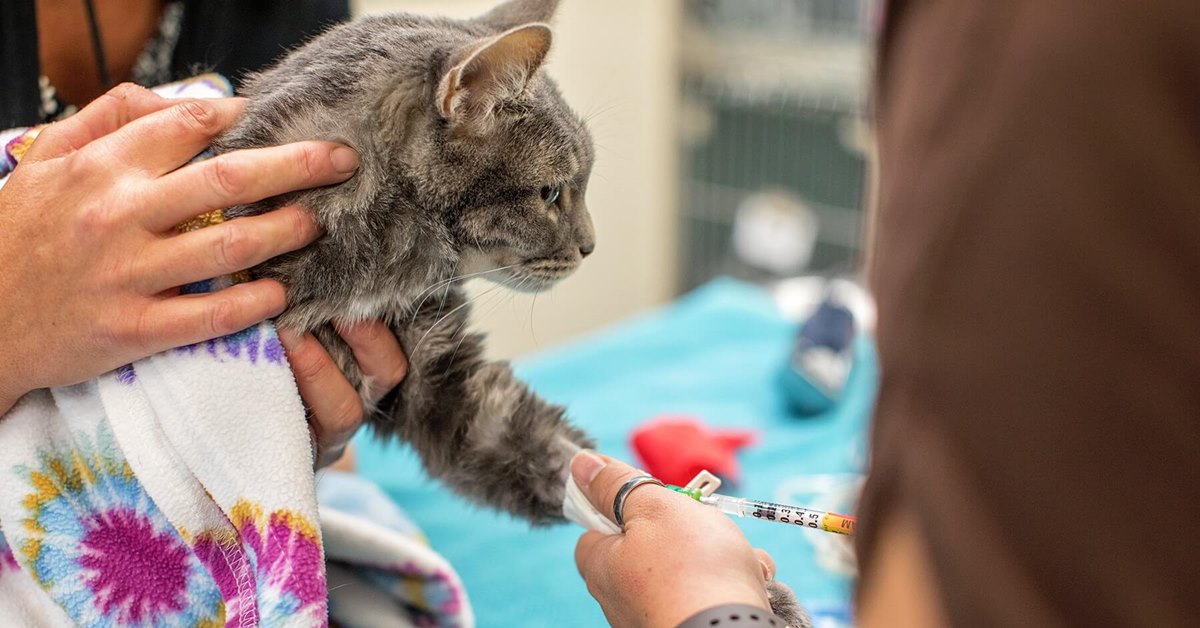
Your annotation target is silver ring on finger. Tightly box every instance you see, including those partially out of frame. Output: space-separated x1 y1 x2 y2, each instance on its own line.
612 475 666 529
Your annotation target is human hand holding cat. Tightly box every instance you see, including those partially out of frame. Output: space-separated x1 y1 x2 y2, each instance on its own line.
0 83 359 414
280 321 409 468
571 452 778 627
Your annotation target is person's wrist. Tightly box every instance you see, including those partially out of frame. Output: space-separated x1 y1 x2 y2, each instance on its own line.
676 603 781 628
650 580 772 627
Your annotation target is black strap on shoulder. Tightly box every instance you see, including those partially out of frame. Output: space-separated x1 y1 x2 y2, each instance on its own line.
0 0 41 129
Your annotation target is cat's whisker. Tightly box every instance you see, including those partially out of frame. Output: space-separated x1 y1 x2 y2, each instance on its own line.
507 275 538 297
434 283 451 322
419 263 519 301
529 287 542 349
411 278 458 316
409 264 520 322
447 285 509 369
582 100 620 126
505 276 543 349
473 280 510 321
446 323 473 370
412 265 512 327
412 282 504 358
503 274 526 291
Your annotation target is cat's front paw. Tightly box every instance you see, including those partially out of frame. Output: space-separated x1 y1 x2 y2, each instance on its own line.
441 361 595 525
489 417 594 526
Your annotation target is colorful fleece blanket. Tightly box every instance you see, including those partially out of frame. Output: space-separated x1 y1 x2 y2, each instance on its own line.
0 75 471 627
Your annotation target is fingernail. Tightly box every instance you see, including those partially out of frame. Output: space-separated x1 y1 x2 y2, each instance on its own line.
570 450 606 488
330 146 359 174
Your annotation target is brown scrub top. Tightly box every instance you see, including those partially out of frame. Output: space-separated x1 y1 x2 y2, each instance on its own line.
859 1 1200 626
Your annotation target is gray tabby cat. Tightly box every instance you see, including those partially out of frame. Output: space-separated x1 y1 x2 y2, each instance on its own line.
217 2 810 624
217 0 593 524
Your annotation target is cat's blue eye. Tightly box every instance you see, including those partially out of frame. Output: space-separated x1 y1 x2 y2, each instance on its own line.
540 185 561 206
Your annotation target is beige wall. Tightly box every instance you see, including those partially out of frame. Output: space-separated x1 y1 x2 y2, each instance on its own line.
352 0 682 359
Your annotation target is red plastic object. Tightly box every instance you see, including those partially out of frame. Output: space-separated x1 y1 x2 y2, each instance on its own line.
630 416 758 487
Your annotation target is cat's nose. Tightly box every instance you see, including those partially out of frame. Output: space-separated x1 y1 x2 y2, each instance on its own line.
579 242 594 258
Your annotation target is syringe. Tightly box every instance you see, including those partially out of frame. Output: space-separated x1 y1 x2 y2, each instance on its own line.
669 486 856 536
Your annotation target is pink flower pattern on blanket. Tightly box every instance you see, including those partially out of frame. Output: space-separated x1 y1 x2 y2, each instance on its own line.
5 424 330 626
10 426 224 626
80 507 192 622
233 500 328 619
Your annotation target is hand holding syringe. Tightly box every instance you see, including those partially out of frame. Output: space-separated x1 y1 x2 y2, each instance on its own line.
667 475 856 536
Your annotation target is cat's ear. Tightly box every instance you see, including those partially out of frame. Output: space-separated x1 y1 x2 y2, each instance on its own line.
476 0 560 30
436 24 552 127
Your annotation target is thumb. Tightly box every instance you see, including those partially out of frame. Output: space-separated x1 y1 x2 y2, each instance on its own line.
570 451 674 527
